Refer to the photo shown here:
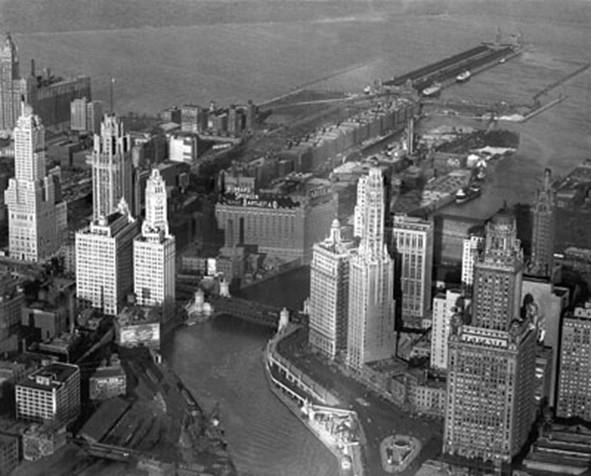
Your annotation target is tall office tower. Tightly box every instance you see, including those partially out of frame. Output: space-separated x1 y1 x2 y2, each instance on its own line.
0 34 31 134
444 211 537 465
15 362 80 425
461 234 484 289
4 104 67 262
430 289 467 371
71 97 104 134
70 97 87 131
530 168 555 277
91 114 132 220
392 214 433 329
133 169 176 320
86 100 104 135
75 199 138 316
346 168 396 370
353 174 367 238
556 300 591 420
308 219 354 359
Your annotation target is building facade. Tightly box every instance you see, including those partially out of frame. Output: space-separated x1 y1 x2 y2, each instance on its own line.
215 187 336 263
522 276 569 407
75 200 138 316
346 168 396 370
308 219 354 359
32 75 91 131
392 214 433 329
15 362 80 425
168 132 198 164
444 212 536 464
4 104 67 262
115 306 161 349
91 114 133 221
0 276 23 350
530 169 555 277
461 234 484 289
0 433 19 476
430 289 465 371
133 169 176 319
557 300 591 420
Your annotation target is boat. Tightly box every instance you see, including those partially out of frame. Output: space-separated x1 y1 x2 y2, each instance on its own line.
499 57 507 64
456 70 471 82
455 186 482 204
421 82 442 97
476 169 486 181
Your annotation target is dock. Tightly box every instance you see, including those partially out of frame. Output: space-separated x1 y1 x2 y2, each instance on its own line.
384 43 519 93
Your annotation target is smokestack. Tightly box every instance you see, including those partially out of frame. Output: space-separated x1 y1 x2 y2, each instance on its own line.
30 59 35 77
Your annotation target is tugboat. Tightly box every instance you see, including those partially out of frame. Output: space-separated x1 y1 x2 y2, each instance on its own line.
455 185 482 204
456 70 471 82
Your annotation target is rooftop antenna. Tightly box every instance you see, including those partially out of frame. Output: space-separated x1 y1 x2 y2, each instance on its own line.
110 77 115 114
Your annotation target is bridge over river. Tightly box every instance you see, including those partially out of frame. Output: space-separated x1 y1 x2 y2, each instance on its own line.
207 295 308 329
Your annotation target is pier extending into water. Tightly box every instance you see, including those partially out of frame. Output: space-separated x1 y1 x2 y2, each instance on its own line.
383 43 519 93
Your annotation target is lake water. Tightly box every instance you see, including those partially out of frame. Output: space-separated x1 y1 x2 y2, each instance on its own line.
10 3 591 474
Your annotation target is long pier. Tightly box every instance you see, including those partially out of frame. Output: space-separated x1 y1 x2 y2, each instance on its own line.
385 45 489 87
384 43 518 92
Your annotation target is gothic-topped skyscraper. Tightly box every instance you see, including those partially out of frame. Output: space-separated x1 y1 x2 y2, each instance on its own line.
0 34 30 134
133 169 176 319
346 168 396 370
444 210 536 465
91 114 132 220
530 168 555 277
4 103 66 262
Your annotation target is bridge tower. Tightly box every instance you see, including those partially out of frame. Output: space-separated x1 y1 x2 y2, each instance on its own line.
278 307 290 332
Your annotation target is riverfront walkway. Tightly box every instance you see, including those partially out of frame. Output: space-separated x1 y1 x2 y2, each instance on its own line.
265 323 365 476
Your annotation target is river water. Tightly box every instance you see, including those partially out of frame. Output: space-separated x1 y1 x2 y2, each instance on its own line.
11 3 591 475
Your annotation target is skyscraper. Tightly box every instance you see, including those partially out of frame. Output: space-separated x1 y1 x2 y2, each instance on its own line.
346 168 396 370
392 214 433 329
91 114 132 220
70 97 104 134
530 168 555 277
4 103 67 262
0 34 30 134
444 211 536 464
75 199 138 316
556 300 591 420
308 219 354 360
133 169 176 320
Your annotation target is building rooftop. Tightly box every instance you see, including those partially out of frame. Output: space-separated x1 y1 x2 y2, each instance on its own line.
19 362 79 391
91 365 126 380
117 305 160 326
79 397 131 444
